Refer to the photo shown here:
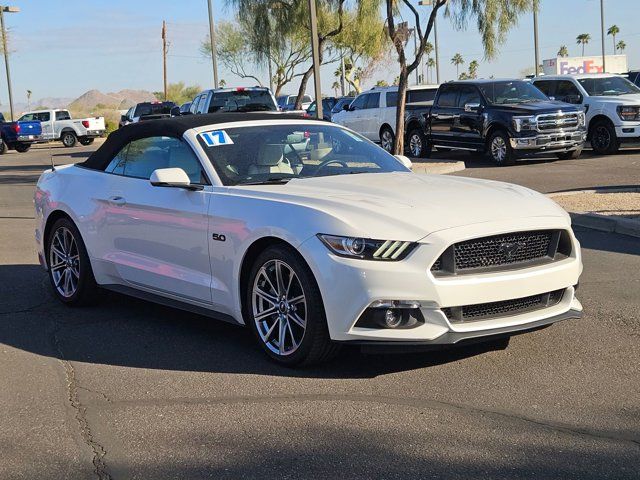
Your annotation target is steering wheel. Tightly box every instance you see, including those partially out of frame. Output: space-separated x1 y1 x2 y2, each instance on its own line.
312 158 349 176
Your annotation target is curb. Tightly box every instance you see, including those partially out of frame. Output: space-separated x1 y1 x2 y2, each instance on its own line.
569 212 640 238
411 160 466 175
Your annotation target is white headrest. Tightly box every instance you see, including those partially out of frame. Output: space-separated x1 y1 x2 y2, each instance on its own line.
257 144 284 166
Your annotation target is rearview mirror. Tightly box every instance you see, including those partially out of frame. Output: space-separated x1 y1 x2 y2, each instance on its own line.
394 154 412 170
149 168 202 191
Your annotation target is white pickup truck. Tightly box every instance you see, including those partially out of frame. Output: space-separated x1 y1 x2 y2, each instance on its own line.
532 74 640 154
18 109 106 147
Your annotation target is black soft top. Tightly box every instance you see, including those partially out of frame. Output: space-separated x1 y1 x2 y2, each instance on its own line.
80 112 309 171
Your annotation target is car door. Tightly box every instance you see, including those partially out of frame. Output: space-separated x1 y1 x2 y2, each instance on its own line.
340 93 367 133
430 84 459 147
362 92 381 140
97 136 213 304
456 85 485 149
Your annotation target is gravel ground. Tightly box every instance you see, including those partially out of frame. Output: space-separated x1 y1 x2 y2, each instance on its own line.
552 192 640 219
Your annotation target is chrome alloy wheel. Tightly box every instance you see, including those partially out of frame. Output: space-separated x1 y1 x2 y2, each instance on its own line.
381 129 394 152
252 259 307 356
491 135 507 163
409 133 423 157
49 226 80 298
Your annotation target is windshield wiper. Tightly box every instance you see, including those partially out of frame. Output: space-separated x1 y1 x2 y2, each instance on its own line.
239 177 292 185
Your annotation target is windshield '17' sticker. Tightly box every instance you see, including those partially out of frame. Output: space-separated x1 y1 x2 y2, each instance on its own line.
200 130 234 147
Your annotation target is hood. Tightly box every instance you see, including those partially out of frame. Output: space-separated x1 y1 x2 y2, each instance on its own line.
493 101 581 115
585 93 640 105
231 173 568 241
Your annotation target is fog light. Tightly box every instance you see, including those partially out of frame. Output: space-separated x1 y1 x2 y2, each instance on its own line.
384 309 402 328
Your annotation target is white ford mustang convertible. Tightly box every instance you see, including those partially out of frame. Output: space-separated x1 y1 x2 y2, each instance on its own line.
35 113 583 365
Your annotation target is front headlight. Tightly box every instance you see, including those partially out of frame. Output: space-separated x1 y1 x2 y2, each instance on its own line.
317 234 416 261
512 115 537 132
577 111 586 127
617 105 640 121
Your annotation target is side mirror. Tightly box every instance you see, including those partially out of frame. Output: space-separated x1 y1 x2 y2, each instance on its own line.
342 104 351 111
149 168 202 191
464 102 481 113
120 115 127 122
394 154 413 170
170 106 181 117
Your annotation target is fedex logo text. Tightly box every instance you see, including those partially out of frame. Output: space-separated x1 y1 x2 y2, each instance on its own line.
560 60 604 74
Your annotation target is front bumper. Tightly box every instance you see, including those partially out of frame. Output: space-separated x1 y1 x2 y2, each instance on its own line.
298 217 583 344
510 130 586 152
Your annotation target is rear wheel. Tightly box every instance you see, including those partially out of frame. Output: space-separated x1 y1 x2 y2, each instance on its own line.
590 120 619 155
0 140 6 155
79 137 94 146
245 245 339 366
407 128 431 158
61 131 77 148
556 147 582 160
488 130 515 166
46 217 99 306
380 126 394 153
15 143 31 153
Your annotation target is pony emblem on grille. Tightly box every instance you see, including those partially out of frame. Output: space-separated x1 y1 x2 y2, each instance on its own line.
499 241 526 260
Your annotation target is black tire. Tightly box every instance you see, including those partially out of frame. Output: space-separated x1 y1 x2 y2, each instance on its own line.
406 128 431 158
556 147 582 160
245 244 339 366
590 120 619 155
61 131 77 148
79 137 94 146
379 126 395 153
46 217 99 306
0 140 6 155
15 143 31 153
487 130 515 166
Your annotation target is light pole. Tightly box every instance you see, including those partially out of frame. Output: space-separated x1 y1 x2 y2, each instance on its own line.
418 0 439 84
308 0 322 119
533 6 540 76
600 0 606 72
206 0 219 88
0 5 18 121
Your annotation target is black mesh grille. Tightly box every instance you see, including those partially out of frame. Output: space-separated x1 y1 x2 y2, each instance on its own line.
431 230 567 274
442 289 565 323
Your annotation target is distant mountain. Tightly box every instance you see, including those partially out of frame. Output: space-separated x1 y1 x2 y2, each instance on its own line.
68 89 157 112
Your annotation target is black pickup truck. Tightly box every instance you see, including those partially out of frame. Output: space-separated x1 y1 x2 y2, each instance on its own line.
404 79 587 165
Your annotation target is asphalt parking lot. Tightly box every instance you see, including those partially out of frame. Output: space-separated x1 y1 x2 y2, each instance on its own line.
1 143 639 479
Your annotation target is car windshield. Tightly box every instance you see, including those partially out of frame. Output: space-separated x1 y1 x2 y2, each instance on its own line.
209 90 277 112
479 81 549 104
331 98 353 113
197 123 409 186
578 76 640 96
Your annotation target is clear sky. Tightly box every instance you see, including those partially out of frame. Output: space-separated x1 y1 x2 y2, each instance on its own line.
4 0 639 104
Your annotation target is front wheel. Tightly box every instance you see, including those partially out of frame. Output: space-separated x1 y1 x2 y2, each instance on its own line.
15 143 31 153
488 131 515 166
590 120 619 155
61 131 77 148
0 140 6 155
79 137 94 146
406 128 431 158
46 217 99 305
380 126 395 153
245 245 339 366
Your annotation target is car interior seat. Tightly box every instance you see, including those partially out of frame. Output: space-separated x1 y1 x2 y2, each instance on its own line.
248 144 294 176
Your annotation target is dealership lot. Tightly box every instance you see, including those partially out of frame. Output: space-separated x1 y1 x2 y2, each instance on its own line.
1 145 638 479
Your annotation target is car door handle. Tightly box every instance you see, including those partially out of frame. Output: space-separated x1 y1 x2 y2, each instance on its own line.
108 196 126 206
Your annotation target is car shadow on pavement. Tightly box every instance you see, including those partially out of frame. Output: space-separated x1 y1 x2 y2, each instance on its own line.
0 264 506 379
574 227 640 256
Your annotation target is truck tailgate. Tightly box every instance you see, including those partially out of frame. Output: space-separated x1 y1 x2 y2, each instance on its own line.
84 117 105 130
17 121 42 136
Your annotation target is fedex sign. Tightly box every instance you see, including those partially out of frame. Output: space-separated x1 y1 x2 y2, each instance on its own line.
560 60 603 74
543 55 628 75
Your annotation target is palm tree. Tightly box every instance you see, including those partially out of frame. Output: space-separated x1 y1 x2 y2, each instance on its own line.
451 53 464 79
616 40 626 53
426 57 436 84
576 33 591 56
219 78 227 88
331 81 340 96
607 25 620 53
468 60 479 79
557 45 569 57
26 89 32 111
